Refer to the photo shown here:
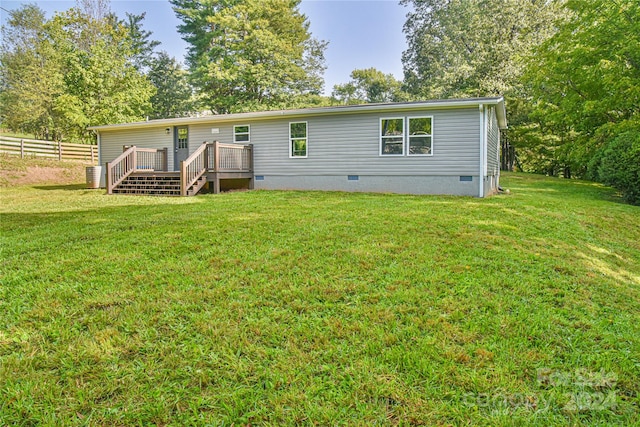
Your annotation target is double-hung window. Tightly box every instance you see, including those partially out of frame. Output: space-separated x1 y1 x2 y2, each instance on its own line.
408 117 432 155
380 118 404 155
290 122 307 158
380 116 434 156
233 125 250 143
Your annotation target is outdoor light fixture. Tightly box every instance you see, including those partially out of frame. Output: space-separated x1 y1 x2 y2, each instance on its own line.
165 128 171 135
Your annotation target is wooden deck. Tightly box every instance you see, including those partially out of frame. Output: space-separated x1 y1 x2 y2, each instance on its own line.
106 142 253 196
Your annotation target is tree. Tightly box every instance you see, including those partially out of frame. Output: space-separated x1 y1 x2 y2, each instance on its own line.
400 0 560 99
148 51 196 119
0 4 65 140
46 7 155 141
525 0 640 201
332 68 410 105
400 0 562 172
596 126 640 205
123 12 161 71
0 1 156 142
171 0 327 113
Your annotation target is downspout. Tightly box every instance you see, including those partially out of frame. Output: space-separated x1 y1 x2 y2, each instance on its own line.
479 104 486 198
496 109 501 190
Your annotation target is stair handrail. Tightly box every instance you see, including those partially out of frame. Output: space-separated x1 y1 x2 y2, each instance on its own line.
106 146 137 194
180 141 210 196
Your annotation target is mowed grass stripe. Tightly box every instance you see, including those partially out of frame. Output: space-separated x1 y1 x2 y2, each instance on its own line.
0 173 639 425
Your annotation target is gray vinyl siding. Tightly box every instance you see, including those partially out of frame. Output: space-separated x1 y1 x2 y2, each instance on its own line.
98 106 484 189
100 127 173 168
189 124 234 149
486 106 500 177
243 107 480 176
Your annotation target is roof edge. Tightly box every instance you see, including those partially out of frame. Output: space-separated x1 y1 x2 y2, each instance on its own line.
89 97 507 131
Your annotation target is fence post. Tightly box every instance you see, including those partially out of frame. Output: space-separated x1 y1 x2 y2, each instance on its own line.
58 141 62 161
20 139 24 159
91 145 95 164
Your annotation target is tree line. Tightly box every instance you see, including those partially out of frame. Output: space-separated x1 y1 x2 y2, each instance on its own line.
400 0 639 204
1 0 638 203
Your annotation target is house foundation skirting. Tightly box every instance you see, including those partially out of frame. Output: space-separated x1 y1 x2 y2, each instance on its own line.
252 175 485 197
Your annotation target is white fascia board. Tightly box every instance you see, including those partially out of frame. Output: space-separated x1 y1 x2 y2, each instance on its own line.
88 97 507 132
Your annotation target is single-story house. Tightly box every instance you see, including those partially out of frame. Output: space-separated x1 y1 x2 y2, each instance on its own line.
88 97 507 197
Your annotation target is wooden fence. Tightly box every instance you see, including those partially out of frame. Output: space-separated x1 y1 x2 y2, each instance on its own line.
0 136 97 163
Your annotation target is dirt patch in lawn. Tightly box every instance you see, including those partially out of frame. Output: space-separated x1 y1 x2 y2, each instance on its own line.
0 155 93 187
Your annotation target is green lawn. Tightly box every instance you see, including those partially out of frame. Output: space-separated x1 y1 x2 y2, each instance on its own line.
1 173 638 425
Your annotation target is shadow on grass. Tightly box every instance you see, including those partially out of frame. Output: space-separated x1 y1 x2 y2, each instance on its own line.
501 172 631 206
32 184 97 191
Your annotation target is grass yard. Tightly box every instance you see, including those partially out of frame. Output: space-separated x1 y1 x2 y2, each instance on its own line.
1 172 639 425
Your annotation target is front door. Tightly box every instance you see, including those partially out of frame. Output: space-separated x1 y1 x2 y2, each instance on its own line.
174 126 189 170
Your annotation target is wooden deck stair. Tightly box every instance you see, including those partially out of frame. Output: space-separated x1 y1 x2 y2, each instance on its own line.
106 142 253 197
112 172 182 196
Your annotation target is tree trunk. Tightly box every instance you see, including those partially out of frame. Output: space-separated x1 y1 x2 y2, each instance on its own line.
500 129 515 171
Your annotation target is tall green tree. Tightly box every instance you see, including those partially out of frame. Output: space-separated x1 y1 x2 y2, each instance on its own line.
400 0 562 171
0 4 65 140
400 0 560 99
332 68 410 105
171 0 327 113
0 1 156 142
47 6 155 141
123 12 161 71
148 51 196 119
525 0 640 202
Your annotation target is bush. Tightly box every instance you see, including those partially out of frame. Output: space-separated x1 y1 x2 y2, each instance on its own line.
598 130 640 205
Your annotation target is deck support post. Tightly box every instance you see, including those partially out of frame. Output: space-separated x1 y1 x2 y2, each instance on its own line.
106 162 113 194
211 173 220 194
162 148 168 171
180 160 187 196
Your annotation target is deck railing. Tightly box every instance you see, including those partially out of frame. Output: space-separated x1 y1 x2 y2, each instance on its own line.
180 142 209 196
208 141 253 172
133 147 168 171
107 146 169 194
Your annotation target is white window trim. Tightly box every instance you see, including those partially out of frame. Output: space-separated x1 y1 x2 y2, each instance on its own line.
379 117 405 156
289 121 308 158
407 116 434 157
233 124 250 143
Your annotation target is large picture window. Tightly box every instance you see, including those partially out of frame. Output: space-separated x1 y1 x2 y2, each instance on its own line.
408 117 433 155
380 118 404 155
234 125 250 143
290 122 307 158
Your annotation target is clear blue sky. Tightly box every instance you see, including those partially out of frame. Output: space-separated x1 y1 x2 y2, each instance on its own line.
0 0 409 95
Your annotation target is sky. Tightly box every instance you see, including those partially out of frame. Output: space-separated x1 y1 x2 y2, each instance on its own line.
0 0 410 95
